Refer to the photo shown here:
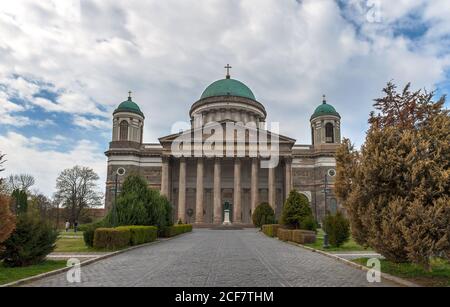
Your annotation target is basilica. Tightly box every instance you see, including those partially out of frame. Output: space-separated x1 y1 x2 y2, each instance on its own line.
105 68 342 225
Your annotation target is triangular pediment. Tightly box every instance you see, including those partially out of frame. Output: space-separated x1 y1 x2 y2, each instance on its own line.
158 121 296 145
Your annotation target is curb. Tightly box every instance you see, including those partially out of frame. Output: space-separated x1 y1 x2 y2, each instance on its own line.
1 232 192 287
259 232 420 288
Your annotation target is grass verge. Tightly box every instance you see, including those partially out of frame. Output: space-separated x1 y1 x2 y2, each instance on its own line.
353 257 450 287
304 229 373 252
0 260 67 285
54 236 93 253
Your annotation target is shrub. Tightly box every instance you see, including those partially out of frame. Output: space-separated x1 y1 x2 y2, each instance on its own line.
0 195 15 245
299 216 318 232
0 214 58 267
83 221 105 247
277 228 293 242
106 174 174 229
160 224 192 238
281 190 315 230
292 230 316 244
323 212 350 247
116 226 157 245
252 203 275 229
262 224 280 238
93 228 131 250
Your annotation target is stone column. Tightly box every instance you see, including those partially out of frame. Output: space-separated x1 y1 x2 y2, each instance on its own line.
233 159 242 223
161 157 170 198
213 159 222 224
195 158 204 224
268 166 276 210
177 158 186 223
285 158 292 200
251 158 259 213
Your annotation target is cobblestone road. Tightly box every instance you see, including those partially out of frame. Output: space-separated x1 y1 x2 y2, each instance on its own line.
28 229 395 287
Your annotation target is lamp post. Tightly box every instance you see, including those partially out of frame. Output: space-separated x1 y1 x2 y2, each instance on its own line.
112 167 126 227
322 168 336 249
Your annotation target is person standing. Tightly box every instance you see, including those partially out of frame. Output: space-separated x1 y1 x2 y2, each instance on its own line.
74 220 78 233
65 220 70 232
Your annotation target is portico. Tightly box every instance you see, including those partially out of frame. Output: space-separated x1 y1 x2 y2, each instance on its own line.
159 156 292 225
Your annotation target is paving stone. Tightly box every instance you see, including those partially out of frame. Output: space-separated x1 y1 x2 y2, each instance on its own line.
27 229 396 287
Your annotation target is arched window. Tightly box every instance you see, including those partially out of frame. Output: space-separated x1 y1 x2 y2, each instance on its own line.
325 123 334 143
119 120 128 141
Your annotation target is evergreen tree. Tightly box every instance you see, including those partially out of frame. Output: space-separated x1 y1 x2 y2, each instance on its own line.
252 203 275 229
11 189 28 214
280 190 314 229
335 82 450 269
0 213 58 267
107 174 173 228
323 212 350 247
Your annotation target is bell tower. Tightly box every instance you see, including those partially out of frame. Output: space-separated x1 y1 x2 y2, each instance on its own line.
112 91 144 144
310 95 341 146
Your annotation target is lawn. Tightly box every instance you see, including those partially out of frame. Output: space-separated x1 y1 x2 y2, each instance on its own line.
54 236 93 253
0 260 67 285
54 233 127 253
59 230 84 237
353 257 450 287
304 229 373 252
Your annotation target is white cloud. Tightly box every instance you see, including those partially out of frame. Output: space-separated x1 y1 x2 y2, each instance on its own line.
73 115 110 130
0 0 449 195
0 131 106 198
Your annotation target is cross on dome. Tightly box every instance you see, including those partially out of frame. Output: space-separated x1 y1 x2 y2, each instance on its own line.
224 64 232 79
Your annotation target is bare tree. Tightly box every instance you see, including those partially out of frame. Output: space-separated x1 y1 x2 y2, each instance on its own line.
0 152 5 193
7 174 36 192
30 194 54 221
54 166 102 223
0 151 5 173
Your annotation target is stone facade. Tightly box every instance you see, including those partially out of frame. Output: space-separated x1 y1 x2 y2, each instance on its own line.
105 77 342 225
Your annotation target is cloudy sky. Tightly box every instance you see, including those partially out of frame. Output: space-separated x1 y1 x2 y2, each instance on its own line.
0 0 449 197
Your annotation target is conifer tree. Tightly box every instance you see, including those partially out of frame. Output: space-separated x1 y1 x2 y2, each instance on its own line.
281 190 314 229
335 82 450 269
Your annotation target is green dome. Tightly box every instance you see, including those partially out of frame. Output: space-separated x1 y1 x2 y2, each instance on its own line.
311 100 340 120
200 78 256 100
114 97 144 117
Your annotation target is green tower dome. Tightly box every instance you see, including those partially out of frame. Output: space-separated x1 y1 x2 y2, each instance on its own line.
311 96 340 120
200 78 256 101
114 94 144 117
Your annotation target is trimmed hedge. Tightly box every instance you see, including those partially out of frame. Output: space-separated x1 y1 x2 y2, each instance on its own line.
262 224 280 238
160 224 192 238
93 228 131 250
277 228 293 242
116 226 157 245
83 221 106 247
292 230 316 244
